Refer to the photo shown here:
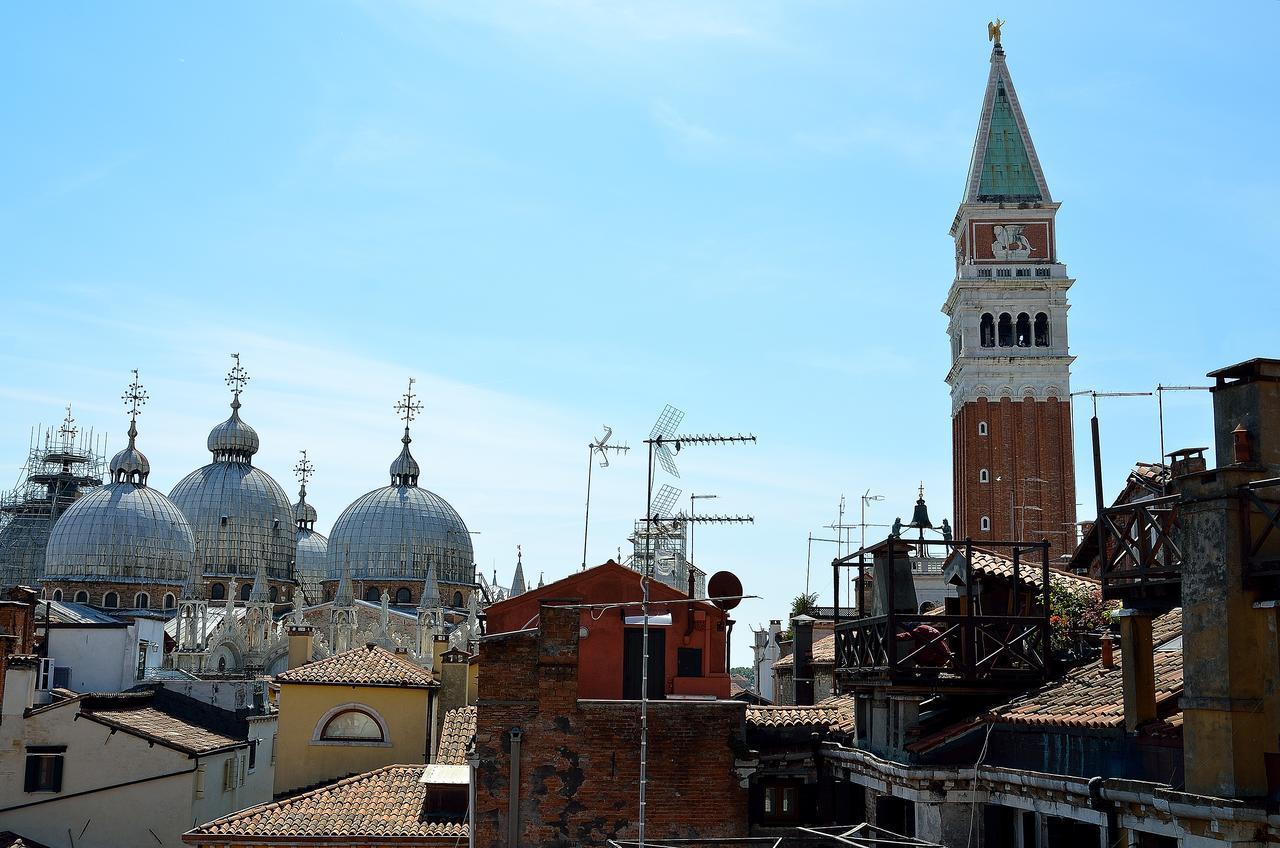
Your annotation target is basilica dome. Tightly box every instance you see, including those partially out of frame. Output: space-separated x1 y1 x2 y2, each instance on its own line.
327 401 474 592
168 362 295 586
292 475 328 606
44 385 195 587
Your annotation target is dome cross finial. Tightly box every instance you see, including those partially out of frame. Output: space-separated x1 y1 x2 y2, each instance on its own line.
294 449 315 494
395 377 423 429
58 403 78 449
225 353 250 410
122 369 148 445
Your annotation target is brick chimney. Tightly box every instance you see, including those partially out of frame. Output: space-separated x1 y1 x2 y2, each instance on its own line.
792 614 815 706
1207 358 1280 472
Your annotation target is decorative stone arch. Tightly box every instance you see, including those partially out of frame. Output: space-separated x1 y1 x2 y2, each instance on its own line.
999 386 1014 399
51 589 63 602
1021 385 1038 399
310 702 392 747
163 593 176 609
264 649 290 678
208 639 244 675
1045 385 1062 399
74 590 89 604
975 385 991 399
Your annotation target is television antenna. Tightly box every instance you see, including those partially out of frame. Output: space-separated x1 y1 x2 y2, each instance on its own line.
637 405 755 847
581 426 630 570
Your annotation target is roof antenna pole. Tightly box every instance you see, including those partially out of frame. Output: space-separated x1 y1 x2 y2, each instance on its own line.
1155 384 1212 494
582 426 629 571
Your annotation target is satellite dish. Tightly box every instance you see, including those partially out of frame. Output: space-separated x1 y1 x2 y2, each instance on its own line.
707 571 743 611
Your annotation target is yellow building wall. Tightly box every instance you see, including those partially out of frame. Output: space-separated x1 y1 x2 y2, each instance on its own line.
273 682 432 795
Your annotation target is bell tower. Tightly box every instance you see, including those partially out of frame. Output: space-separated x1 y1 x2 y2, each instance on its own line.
944 32 1077 558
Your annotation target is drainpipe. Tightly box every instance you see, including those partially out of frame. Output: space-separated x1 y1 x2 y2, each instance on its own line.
1087 776 1118 843
466 739 479 848
507 727 522 848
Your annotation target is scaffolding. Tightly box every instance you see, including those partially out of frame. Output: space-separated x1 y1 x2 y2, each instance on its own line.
0 412 106 590
626 517 707 598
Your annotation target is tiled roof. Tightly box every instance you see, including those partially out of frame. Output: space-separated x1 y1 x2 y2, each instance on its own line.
965 548 1099 592
186 765 467 842
276 644 435 688
436 706 475 765
772 632 836 670
991 609 1183 730
83 704 243 755
746 697 853 732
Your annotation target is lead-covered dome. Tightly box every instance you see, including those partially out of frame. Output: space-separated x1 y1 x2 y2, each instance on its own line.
327 408 474 589
168 358 295 584
292 475 327 605
44 377 195 586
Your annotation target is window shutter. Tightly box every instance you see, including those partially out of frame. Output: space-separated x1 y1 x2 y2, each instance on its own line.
50 757 64 792
239 754 247 785
24 757 38 793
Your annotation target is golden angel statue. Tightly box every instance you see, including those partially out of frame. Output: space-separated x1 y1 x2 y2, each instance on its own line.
988 18 1005 44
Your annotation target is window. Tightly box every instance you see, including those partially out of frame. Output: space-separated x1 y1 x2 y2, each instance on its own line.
163 593 176 609
1015 268 1030 277
194 764 207 799
25 751 65 793
395 587 412 605
996 268 1012 278
137 642 148 680
1035 267 1051 277
240 582 252 601
1015 313 1031 347
248 740 257 772
74 590 88 603
103 591 119 609
365 586 381 603
222 757 236 792
320 709 385 742
979 313 995 348
677 647 703 677
270 732 278 766
452 591 464 608
210 582 226 601
977 268 992 278
980 469 990 483
134 592 149 609
980 516 991 532
1034 312 1049 346
997 313 1013 347
978 421 988 436
51 589 63 602
761 783 801 824
269 586 278 603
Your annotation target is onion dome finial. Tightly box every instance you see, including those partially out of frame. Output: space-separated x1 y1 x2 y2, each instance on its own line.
208 352 260 462
390 378 423 487
293 449 318 528
110 369 151 484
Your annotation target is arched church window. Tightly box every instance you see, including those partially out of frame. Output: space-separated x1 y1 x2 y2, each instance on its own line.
320 709 385 742
395 587 411 605
979 313 995 348
163 593 176 609
211 583 225 601
452 591 464 608
997 314 1013 347
135 592 149 609
51 589 63 602
978 421 988 436
980 517 991 532
269 586 278 603
1015 313 1031 347
218 656 227 673
365 586 381 603
74 590 88 604
240 582 252 601
980 469 990 483
104 592 119 609
1034 312 1049 346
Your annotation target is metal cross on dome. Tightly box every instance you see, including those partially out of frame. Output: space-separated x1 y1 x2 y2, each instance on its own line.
58 403 78 447
225 352 250 399
122 369 148 422
294 449 315 486
394 377 423 426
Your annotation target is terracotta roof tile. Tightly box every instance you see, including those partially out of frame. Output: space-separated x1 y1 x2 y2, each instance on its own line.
84 705 243 755
772 632 835 670
964 548 1099 592
746 698 853 732
186 765 466 842
277 644 435 688
436 706 475 766
991 609 1182 730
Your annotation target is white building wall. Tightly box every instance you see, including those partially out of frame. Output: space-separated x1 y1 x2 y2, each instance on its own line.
45 617 167 693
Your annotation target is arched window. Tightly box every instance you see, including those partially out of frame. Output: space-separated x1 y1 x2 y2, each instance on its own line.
134 592 150 609
1034 312 1049 346
997 313 1013 347
978 421 988 436
395 587 411 605
324 588 332 603
980 469 990 483
51 589 63 602
240 582 252 601
1016 313 1031 347
210 583 226 601
104 592 119 609
269 586 278 603
218 656 227 673
74 590 88 604
163 593 176 610
979 313 995 348
452 591 464 608
365 586 381 603
313 706 389 745
980 517 991 532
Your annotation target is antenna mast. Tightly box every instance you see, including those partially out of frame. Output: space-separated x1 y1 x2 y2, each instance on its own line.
582 426 629 570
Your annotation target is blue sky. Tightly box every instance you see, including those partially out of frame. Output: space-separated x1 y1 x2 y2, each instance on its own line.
2 2 1277 665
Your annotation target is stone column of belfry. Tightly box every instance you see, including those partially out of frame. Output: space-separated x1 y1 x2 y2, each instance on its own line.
944 36 1077 558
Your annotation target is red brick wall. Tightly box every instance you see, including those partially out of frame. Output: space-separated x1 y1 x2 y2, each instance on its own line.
474 604 749 846
953 396 1077 560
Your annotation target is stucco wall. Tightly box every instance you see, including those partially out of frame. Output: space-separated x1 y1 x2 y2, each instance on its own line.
273 682 430 794
46 617 166 693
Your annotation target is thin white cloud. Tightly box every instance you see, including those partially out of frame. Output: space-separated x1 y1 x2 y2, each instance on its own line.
651 99 723 151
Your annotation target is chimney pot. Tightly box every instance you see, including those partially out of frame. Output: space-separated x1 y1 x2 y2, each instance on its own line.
1232 424 1252 463
1100 633 1115 669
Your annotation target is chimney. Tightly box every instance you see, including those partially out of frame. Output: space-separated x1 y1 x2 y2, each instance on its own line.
1166 447 1208 478
287 624 314 670
1114 611 1156 731
1207 358 1280 472
792 614 816 706
1100 633 1114 669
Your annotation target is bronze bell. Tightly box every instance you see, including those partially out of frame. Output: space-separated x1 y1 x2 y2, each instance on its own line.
907 483 932 530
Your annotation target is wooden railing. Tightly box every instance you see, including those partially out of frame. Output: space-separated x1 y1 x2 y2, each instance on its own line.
1241 478 1280 588
834 613 1048 685
1098 495 1183 603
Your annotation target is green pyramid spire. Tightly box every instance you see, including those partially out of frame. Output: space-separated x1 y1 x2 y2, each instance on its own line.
962 45 1050 204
